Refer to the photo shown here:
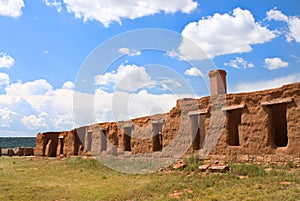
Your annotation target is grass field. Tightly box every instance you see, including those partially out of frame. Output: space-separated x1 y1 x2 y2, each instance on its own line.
0 156 299 201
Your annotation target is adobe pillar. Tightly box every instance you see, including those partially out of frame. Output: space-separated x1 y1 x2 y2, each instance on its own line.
208 70 227 95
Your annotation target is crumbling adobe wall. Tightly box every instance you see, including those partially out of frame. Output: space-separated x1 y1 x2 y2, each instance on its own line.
207 82 300 158
56 129 84 157
17 148 34 156
161 82 300 162
35 128 88 157
157 98 210 158
126 113 166 154
35 82 300 163
87 113 167 155
35 132 60 157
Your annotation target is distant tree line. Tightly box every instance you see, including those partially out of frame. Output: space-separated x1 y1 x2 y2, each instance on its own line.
0 137 36 149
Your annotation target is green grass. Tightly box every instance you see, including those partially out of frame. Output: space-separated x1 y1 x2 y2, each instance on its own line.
0 157 299 201
230 163 267 177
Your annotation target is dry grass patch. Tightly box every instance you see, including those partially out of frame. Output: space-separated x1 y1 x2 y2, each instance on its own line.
0 157 299 201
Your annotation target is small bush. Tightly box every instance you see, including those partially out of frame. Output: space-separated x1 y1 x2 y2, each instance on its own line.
184 154 202 172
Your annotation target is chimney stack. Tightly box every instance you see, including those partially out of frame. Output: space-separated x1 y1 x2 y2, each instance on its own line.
208 70 227 95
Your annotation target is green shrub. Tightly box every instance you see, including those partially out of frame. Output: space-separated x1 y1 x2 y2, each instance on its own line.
184 154 202 172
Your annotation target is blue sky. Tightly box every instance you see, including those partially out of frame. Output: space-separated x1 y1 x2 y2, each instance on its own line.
0 0 299 136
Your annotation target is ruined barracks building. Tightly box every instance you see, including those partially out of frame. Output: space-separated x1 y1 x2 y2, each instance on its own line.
35 70 300 164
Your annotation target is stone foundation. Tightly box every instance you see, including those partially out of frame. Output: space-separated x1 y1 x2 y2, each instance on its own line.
204 154 300 165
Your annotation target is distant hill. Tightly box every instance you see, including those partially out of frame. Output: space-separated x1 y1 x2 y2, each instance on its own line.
0 137 36 149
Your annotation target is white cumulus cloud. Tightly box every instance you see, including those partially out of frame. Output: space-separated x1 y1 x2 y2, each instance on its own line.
0 0 24 18
118 48 141 56
0 52 15 68
264 57 288 70
266 8 300 43
224 57 254 69
0 107 17 127
180 7 276 60
0 79 75 131
61 0 198 27
287 17 300 42
21 114 48 129
0 73 10 86
94 64 156 92
62 81 75 89
93 88 192 122
184 67 204 77
5 79 52 97
266 8 289 22
45 0 62 12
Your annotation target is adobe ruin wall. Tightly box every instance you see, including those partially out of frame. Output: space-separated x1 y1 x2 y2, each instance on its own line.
34 70 300 164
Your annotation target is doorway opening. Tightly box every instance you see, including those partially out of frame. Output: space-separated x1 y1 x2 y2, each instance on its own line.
269 103 288 147
227 109 242 146
124 128 131 151
59 137 64 155
100 130 107 152
85 131 92 151
191 114 206 150
152 132 162 152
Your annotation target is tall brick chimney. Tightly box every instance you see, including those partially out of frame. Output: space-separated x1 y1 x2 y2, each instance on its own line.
208 70 227 95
